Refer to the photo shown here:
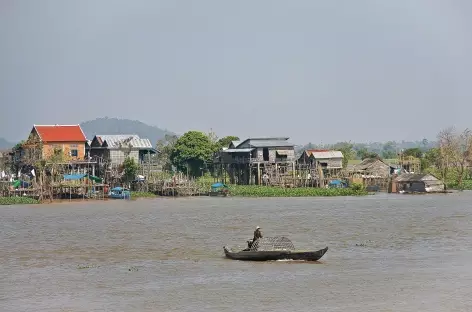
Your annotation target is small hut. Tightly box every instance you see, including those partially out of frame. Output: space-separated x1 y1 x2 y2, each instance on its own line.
347 157 396 178
394 173 444 193
345 157 398 191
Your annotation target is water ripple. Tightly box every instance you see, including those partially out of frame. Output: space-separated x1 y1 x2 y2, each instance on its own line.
1 193 472 311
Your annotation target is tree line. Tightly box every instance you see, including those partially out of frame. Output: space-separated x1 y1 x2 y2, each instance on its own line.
155 131 239 177
7 127 471 188
155 127 472 188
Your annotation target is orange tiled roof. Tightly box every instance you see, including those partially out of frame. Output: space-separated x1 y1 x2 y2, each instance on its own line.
34 125 87 142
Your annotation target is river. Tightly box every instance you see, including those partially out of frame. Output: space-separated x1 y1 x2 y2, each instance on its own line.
1 192 472 311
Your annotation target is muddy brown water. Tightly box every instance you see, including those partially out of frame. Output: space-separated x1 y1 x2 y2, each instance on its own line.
1 192 472 311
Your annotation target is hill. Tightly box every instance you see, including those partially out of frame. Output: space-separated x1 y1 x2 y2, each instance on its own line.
80 117 174 145
0 137 14 150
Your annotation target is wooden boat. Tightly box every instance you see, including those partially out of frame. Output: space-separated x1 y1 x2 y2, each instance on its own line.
224 246 328 261
223 236 328 261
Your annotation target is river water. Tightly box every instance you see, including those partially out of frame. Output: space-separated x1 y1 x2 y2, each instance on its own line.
1 192 472 311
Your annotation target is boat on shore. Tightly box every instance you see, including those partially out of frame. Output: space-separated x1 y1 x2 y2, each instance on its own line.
109 187 131 199
223 236 328 261
209 182 229 197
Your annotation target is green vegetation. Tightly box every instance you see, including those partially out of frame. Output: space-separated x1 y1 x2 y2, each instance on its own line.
123 157 139 183
131 191 157 198
156 134 179 171
350 182 365 191
0 197 40 205
330 142 355 168
194 175 367 197
216 136 239 149
228 185 368 197
446 180 472 190
170 131 218 177
423 166 472 190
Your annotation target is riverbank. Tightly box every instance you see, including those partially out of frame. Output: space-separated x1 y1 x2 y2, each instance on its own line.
446 180 472 191
1 186 370 205
0 197 40 205
0 191 158 206
228 185 368 197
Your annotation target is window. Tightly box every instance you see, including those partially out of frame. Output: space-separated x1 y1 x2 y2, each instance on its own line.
70 149 78 157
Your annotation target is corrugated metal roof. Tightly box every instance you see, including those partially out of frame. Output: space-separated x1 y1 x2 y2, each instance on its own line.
249 137 289 141
310 151 343 158
231 140 241 147
236 137 293 148
246 139 294 148
223 148 254 153
96 134 139 143
96 134 153 149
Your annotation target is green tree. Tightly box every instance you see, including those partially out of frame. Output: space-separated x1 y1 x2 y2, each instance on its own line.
421 147 439 172
356 147 369 160
217 136 240 149
437 127 472 186
122 157 139 183
156 134 178 171
170 131 216 177
14 140 25 150
331 142 355 168
422 138 429 150
382 150 397 159
382 141 397 159
403 147 423 158
357 148 380 160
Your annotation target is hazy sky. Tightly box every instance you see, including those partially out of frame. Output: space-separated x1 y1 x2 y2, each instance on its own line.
1 0 472 144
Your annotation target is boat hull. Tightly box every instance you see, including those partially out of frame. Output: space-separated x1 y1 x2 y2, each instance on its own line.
109 195 130 199
223 246 328 261
209 191 228 197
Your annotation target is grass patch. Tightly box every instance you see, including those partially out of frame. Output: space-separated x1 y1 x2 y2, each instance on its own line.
0 196 40 205
445 179 472 191
131 191 157 198
228 185 368 197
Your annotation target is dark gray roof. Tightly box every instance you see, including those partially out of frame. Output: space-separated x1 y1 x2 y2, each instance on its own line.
239 137 294 148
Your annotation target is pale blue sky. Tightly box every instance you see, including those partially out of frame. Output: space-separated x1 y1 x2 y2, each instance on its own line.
1 0 471 144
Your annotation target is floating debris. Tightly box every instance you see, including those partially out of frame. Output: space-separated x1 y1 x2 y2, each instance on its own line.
77 264 100 270
355 240 373 247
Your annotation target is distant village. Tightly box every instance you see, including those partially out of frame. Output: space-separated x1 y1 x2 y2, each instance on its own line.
0 124 446 199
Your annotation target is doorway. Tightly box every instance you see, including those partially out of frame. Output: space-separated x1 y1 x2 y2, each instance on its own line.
263 148 269 161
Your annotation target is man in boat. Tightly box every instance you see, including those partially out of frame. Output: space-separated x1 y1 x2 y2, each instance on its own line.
247 226 263 249
253 226 263 241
